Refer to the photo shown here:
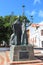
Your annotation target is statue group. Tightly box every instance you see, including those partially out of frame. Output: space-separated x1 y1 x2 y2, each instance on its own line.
10 17 28 46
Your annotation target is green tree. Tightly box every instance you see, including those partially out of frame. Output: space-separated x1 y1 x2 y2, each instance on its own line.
0 15 30 46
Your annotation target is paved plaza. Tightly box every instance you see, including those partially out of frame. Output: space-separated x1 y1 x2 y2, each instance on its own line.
0 49 43 65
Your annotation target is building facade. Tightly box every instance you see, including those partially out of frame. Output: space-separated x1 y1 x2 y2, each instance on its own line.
27 22 43 48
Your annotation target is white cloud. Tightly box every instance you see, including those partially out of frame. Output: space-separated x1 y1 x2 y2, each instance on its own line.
38 10 43 17
34 0 41 4
26 10 36 16
31 11 36 16
39 21 43 24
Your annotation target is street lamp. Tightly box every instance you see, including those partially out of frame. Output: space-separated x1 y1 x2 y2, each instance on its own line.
22 5 25 16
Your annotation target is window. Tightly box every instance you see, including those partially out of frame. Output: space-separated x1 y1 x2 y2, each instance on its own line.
42 41 43 47
41 30 43 36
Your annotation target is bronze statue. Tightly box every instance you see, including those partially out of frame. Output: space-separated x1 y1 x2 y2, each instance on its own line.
10 17 29 45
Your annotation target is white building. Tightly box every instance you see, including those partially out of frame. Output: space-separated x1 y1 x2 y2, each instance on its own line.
27 22 43 48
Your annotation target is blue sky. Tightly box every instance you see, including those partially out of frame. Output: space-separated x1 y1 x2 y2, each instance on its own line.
0 0 43 23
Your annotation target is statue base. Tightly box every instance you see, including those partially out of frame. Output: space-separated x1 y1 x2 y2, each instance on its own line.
10 45 34 61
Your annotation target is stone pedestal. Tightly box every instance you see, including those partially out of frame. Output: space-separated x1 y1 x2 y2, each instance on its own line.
10 45 34 61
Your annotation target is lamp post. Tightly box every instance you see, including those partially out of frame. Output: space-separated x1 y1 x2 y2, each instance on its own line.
22 5 25 16
22 5 29 45
10 12 14 26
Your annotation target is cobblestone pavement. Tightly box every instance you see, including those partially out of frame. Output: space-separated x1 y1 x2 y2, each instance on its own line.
0 50 43 65
0 51 10 65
